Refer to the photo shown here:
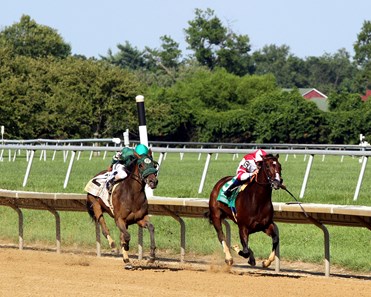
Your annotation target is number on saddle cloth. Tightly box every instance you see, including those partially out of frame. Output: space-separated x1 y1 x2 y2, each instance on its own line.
217 178 239 208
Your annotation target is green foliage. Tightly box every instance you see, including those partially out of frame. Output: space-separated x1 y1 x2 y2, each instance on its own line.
0 50 142 139
328 92 363 111
326 92 371 144
193 109 256 142
327 111 365 144
354 20 371 68
145 88 194 141
102 41 147 70
149 35 182 69
185 8 252 75
235 74 278 105
0 15 71 58
354 20 371 89
305 49 358 93
251 90 328 143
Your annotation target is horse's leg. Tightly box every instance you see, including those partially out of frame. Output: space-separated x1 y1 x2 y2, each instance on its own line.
232 226 256 266
137 215 156 263
116 217 132 268
262 223 279 268
97 215 115 249
89 197 115 249
210 208 233 265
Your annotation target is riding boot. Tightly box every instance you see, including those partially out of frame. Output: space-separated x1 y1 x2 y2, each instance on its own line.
224 178 243 198
106 176 115 194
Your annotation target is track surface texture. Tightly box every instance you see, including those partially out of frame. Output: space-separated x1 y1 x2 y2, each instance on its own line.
0 246 370 297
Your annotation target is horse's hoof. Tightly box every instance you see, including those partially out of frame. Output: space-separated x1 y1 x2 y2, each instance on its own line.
248 258 256 266
148 257 155 264
124 263 133 270
110 242 116 249
262 260 271 268
225 259 233 266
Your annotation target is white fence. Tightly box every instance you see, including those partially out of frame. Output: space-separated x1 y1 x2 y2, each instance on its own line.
0 144 370 200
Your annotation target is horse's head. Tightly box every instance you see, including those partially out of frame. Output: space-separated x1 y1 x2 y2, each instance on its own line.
259 154 283 190
134 149 159 189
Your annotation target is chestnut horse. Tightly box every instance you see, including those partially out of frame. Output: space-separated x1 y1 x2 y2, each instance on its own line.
208 154 282 268
86 151 158 269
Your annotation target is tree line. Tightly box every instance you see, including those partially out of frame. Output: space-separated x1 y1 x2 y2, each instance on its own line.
0 11 370 144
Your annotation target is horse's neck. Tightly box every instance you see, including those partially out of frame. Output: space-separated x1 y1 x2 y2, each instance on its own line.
127 166 145 190
257 169 269 184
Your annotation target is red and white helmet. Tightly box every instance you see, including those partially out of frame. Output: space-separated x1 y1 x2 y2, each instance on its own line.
254 149 267 162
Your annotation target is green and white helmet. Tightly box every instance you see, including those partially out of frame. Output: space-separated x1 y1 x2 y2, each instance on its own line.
135 144 149 155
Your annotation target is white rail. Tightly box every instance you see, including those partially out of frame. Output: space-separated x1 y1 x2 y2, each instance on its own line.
1 144 370 200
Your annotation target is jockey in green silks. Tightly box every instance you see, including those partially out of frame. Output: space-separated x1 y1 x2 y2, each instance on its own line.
106 144 149 192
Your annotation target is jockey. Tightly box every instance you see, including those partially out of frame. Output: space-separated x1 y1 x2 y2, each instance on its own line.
106 143 149 192
224 149 267 198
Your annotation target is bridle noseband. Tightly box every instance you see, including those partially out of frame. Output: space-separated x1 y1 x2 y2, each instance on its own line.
132 155 158 186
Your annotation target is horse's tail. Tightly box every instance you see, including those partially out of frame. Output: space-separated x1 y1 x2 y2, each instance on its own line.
86 196 97 222
203 210 212 224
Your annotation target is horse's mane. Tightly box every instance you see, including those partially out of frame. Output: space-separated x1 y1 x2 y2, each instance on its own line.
126 158 138 176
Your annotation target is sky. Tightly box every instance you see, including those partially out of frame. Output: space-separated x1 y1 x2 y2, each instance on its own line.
1 0 370 59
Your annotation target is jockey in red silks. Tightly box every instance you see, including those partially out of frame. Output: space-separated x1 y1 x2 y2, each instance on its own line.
224 149 267 197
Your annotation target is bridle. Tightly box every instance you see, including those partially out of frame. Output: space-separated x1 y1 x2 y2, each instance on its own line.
256 156 282 189
130 155 158 186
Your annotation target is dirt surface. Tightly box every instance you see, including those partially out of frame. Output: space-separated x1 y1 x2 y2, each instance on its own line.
0 247 370 297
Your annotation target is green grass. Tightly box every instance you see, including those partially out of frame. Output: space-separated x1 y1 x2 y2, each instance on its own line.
0 149 370 272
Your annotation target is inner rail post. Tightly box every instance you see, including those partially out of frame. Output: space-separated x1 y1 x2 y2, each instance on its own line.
159 206 186 262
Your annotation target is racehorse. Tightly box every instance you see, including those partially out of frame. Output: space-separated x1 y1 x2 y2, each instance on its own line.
86 150 158 269
208 154 282 268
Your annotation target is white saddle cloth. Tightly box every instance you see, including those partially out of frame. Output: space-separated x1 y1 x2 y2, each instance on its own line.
84 172 114 214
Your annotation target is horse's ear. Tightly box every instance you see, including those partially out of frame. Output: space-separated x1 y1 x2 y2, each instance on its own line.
134 151 140 158
148 148 152 157
275 154 279 159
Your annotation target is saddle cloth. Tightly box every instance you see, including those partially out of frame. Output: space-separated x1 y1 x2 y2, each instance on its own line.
217 178 248 208
84 173 114 214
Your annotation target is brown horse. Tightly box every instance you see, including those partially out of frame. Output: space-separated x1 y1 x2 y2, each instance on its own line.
208 154 282 268
86 150 158 269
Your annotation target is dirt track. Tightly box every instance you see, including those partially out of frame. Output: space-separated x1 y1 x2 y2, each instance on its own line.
0 248 370 297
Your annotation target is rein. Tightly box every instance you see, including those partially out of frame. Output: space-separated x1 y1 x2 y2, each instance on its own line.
280 184 311 218
253 156 312 219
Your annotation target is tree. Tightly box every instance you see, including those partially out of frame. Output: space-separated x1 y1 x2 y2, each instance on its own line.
143 35 182 85
353 20 371 89
327 92 362 112
250 90 328 143
305 49 357 93
148 35 182 69
45 58 142 138
252 44 309 88
354 20 371 67
102 41 147 70
0 47 142 139
0 15 71 58
184 8 252 75
235 74 278 105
